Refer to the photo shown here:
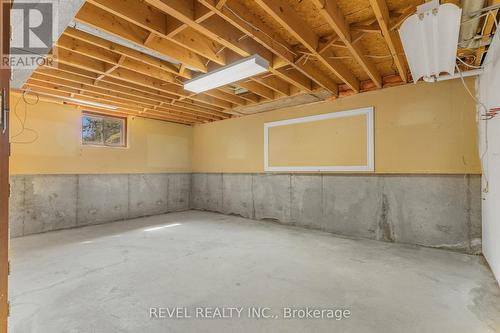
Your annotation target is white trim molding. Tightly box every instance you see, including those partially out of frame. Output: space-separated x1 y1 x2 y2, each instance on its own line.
263 107 375 172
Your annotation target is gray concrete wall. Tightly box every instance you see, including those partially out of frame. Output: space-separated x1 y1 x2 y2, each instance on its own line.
190 173 482 254
10 172 482 255
9 173 191 237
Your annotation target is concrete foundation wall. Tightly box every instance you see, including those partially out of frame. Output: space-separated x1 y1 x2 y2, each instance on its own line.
190 173 482 254
10 173 481 255
9 173 191 237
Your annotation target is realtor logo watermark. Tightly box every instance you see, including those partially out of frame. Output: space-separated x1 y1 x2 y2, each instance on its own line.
2 0 58 69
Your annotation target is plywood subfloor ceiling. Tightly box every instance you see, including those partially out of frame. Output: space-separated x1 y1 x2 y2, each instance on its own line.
21 0 497 125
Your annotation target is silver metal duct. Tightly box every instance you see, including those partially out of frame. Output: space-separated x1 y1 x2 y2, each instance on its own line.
459 0 487 49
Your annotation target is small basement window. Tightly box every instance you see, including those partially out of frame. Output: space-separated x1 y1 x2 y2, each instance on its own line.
81 113 127 147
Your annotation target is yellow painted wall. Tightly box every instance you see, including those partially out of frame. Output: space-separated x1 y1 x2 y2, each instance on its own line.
9 92 193 175
268 114 368 167
192 79 481 174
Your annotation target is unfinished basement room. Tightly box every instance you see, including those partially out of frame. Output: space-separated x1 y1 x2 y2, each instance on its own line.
1 0 500 332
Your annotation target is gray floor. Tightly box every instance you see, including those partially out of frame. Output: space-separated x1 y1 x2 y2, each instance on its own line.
8 211 500 333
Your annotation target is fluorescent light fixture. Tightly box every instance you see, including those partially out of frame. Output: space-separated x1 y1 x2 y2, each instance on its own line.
184 55 269 93
144 223 181 232
67 98 119 110
28 90 119 110
399 0 461 83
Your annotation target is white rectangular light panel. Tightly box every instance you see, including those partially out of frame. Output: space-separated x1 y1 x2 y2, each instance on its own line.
69 98 118 110
184 55 269 93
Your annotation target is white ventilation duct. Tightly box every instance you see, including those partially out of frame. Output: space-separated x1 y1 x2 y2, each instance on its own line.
399 0 462 83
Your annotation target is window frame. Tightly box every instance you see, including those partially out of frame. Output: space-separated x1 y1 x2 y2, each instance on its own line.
81 112 128 148
263 107 375 172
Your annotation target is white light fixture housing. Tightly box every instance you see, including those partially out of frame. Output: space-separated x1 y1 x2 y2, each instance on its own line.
31 90 119 110
399 0 462 83
183 55 269 93
67 98 119 110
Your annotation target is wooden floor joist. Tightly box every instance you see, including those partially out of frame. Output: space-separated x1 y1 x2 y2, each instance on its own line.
311 0 382 88
197 0 339 93
254 0 360 92
28 73 224 121
369 0 409 83
19 0 490 124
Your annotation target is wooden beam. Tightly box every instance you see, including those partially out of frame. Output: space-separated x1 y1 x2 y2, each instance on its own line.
75 3 208 72
57 35 177 83
26 80 145 112
254 0 358 92
474 0 500 66
58 35 121 64
203 89 248 106
390 5 418 31
53 49 235 112
64 27 190 79
144 0 319 93
199 0 340 94
25 81 204 124
237 80 275 100
54 47 108 73
311 0 382 88
254 0 318 50
46 62 100 79
369 0 408 82
40 65 179 106
253 75 290 97
143 0 311 91
24 82 194 123
215 0 228 9
86 0 226 66
351 23 382 33
17 89 137 119
165 1 216 38
98 74 229 114
29 73 222 121
273 66 312 92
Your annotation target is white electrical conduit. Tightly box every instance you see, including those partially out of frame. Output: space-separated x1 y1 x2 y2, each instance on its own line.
432 69 483 82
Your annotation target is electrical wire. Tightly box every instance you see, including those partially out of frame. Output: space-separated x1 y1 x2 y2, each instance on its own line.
223 4 297 57
459 10 499 49
483 107 500 120
456 56 483 69
10 89 40 144
365 54 394 59
461 11 490 25
471 3 500 16
328 56 352 60
455 63 491 193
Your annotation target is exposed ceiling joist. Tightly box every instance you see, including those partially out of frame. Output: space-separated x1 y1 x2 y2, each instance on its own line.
20 0 489 124
75 3 209 72
86 0 227 67
254 0 360 92
200 0 339 93
369 0 409 82
311 0 383 88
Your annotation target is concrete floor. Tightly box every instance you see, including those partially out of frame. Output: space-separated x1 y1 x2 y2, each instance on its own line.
8 211 500 333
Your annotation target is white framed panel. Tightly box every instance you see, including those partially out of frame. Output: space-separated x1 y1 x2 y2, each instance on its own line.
264 107 375 172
